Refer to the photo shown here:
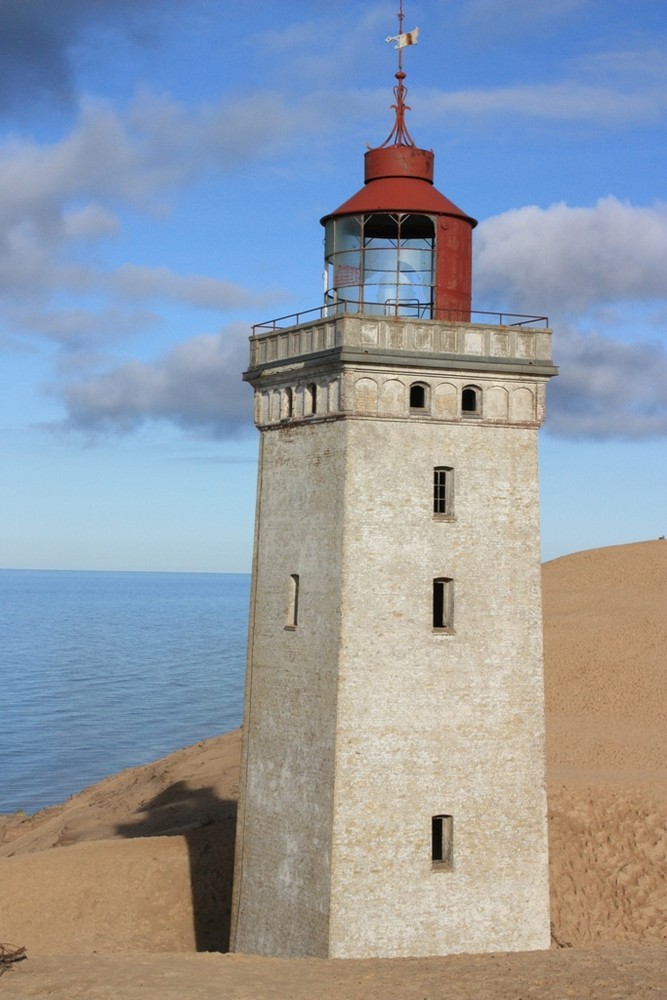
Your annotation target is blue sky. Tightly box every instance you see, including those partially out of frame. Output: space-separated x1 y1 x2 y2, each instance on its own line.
1 0 665 572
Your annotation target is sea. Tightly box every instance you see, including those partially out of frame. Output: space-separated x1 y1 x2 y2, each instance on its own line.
0 569 250 816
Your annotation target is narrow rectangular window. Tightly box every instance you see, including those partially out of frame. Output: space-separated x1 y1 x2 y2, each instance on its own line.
433 466 453 516
432 814 454 867
287 574 299 628
433 577 453 631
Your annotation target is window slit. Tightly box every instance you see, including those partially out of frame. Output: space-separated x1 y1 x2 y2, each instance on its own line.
433 577 453 630
287 574 299 628
432 814 454 867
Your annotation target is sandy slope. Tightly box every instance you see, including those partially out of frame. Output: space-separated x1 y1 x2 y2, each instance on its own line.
543 539 666 775
1 539 666 998
542 540 667 951
5 947 667 1000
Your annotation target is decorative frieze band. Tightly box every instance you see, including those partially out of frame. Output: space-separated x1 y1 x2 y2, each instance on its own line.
254 372 546 428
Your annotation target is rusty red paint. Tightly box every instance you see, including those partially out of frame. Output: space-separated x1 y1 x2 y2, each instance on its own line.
321 146 476 321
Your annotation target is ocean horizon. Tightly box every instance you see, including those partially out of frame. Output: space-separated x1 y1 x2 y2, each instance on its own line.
0 568 250 815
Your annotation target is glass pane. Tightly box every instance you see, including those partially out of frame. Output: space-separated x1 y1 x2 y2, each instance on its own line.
363 247 396 275
333 249 362 289
324 220 335 257
397 247 433 279
335 283 361 304
332 216 362 253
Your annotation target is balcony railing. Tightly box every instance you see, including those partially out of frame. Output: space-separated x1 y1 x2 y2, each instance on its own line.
252 300 549 335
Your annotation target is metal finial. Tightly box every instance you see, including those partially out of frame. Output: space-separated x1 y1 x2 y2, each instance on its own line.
381 1 420 147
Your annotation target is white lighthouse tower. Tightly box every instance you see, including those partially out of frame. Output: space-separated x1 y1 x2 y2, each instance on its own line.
231 10 557 960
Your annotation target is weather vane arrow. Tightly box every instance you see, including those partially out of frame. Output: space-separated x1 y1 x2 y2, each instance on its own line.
386 25 420 48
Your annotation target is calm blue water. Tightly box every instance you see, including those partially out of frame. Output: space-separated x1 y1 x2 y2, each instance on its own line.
0 570 249 815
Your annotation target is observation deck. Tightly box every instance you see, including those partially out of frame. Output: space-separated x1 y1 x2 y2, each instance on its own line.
247 308 555 379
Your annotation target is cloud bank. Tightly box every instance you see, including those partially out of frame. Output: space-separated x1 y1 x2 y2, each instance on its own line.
547 325 667 439
474 197 667 315
0 90 308 350
473 197 667 439
59 324 252 438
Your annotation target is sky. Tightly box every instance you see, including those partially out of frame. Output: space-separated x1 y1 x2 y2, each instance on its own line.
1 0 665 573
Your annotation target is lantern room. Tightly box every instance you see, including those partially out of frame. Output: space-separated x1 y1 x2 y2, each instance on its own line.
321 42 476 322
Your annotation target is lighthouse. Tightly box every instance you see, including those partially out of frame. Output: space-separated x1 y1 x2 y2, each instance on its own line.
231 9 557 959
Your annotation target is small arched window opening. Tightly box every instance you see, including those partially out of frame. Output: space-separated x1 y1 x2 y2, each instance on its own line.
410 382 429 410
306 383 317 416
461 385 480 415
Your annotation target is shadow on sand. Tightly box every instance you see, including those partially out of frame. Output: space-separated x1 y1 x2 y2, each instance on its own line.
115 781 237 952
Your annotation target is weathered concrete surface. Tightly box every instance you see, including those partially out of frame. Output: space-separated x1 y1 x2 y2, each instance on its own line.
232 315 555 958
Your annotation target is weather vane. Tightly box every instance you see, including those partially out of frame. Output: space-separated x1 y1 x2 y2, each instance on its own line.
381 1 420 148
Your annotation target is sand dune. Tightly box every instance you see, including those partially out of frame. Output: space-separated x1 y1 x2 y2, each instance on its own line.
542 540 667 954
1 539 665 998
543 539 666 775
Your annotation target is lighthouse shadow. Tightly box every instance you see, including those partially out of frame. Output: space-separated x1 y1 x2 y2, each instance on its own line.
115 781 237 952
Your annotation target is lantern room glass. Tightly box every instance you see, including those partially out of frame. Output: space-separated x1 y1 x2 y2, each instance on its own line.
324 213 435 318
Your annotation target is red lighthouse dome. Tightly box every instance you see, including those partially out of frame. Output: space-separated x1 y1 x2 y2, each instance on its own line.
321 35 476 322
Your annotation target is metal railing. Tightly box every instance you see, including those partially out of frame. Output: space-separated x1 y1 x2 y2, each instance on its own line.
252 301 549 334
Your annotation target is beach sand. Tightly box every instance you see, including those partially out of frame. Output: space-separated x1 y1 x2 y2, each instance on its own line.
1 539 665 998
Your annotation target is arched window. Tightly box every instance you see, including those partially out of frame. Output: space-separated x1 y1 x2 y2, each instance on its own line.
410 382 429 410
306 383 317 416
461 385 480 415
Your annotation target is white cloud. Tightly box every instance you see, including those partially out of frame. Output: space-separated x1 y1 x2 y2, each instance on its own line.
58 325 253 437
421 81 666 125
0 91 299 347
474 197 667 315
112 265 271 311
0 84 343 270
0 100 166 302
547 324 667 439
473 196 667 439
17 307 158 348
62 204 120 240
571 47 667 84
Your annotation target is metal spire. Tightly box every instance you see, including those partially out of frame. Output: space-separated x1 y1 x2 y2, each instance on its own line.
380 1 420 148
